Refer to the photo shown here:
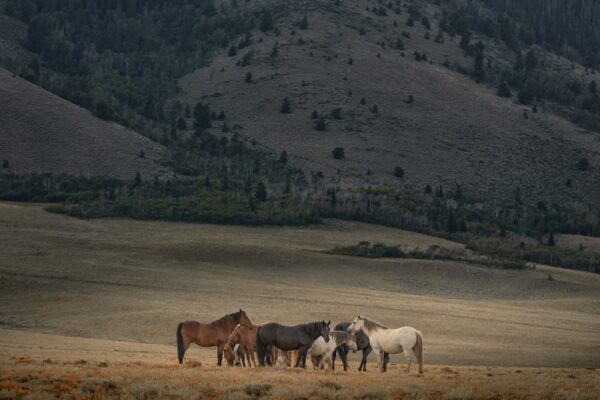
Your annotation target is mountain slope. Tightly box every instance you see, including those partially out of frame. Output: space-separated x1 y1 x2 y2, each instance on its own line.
180 0 600 210
0 68 170 178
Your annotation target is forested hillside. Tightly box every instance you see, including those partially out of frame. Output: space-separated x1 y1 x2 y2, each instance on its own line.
481 0 600 67
1 0 600 273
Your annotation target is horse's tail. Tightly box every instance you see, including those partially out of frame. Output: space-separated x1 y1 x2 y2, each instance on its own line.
414 330 424 374
176 322 185 364
255 327 267 367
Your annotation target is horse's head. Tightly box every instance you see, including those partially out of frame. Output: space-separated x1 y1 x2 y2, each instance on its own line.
319 320 331 343
347 332 358 353
348 315 366 333
237 309 253 328
223 344 236 366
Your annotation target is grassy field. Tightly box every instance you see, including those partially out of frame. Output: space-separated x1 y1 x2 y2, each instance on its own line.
0 202 599 398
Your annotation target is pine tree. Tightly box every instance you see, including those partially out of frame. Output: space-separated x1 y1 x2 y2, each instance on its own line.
497 82 512 97
279 150 288 163
255 181 268 202
134 171 142 187
548 232 555 246
299 15 309 30
281 97 291 113
315 116 327 131
194 102 211 129
332 147 345 159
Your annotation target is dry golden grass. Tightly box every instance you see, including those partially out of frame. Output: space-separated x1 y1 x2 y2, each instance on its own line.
0 352 599 400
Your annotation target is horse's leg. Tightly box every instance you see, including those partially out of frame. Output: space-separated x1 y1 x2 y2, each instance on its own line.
331 348 337 371
244 347 252 368
375 348 384 372
251 347 258 368
404 349 416 373
383 352 390 372
296 346 308 368
361 346 372 372
338 346 349 371
316 354 325 370
217 342 225 366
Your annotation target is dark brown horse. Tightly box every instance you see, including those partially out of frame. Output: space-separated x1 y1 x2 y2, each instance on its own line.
176 309 252 366
256 321 330 368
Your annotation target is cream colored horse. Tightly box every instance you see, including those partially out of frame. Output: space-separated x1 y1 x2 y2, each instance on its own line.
348 315 423 374
308 331 357 370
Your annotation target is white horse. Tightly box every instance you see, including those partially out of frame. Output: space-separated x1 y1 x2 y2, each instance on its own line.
348 315 423 374
308 330 357 370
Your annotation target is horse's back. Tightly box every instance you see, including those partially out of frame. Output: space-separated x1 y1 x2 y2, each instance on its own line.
376 326 418 353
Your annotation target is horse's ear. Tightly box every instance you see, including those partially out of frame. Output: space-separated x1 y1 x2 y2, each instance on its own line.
239 309 242 313
327 320 331 326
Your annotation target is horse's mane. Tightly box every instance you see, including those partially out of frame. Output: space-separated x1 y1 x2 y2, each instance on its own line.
226 324 242 348
213 310 242 326
358 315 388 331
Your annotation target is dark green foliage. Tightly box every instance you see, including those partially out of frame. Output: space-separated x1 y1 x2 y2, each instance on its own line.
315 116 327 131
329 242 527 270
371 104 379 114
245 72 253 83
255 181 267 202
576 158 590 171
459 32 471 51
329 242 404 258
497 82 512 97
393 166 404 178
421 16 430 30
473 42 485 80
278 151 288 164
8 0 256 143
1 160 8 169
139 150 145 158
424 184 432 194
260 9 274 32
311 110 319 119
194 102 211 130
281 97 291 114
405 95 414 104
331 108 343 120
467 237 600 273
548 232 555 246
590 81 598 94
517 88 535 105
271 42 279 58
299 15 308 30
332 147 345 160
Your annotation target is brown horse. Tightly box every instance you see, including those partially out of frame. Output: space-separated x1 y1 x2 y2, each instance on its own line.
223 323 259 367
223 323 297 368
176 309 252 366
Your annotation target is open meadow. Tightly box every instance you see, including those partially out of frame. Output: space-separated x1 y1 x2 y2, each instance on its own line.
1 202 599 399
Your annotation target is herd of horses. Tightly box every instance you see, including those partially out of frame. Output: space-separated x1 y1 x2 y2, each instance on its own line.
176 310 424 373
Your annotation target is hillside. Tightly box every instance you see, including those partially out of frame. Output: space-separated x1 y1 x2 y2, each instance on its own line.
0 68 170 178
179 0 600 210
